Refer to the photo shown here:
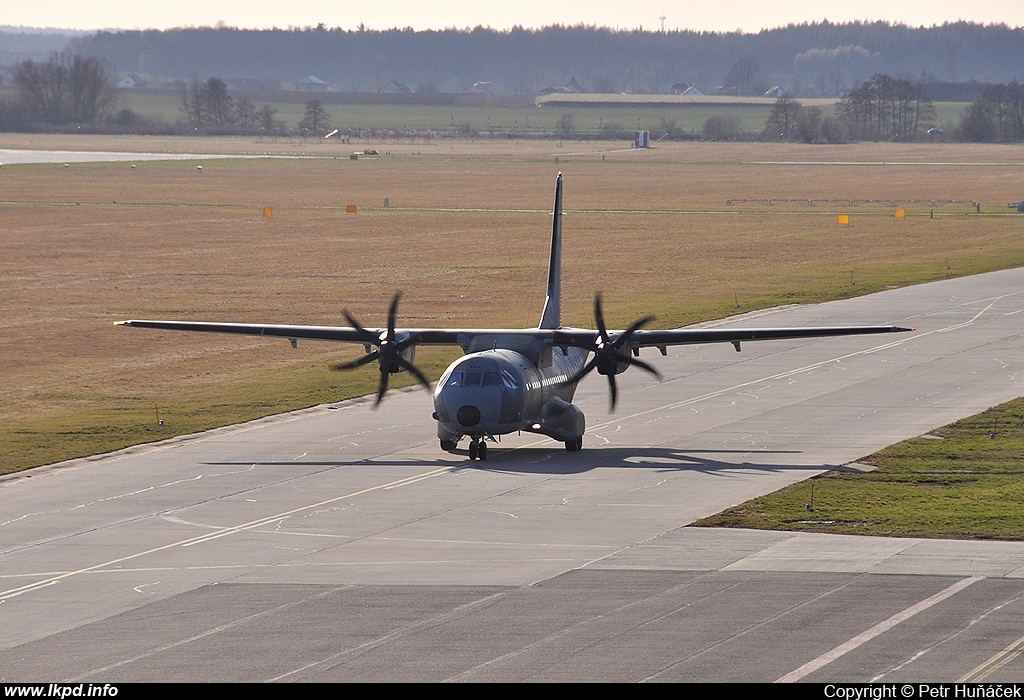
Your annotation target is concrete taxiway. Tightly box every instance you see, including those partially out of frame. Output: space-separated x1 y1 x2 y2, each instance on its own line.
2 267 1024 682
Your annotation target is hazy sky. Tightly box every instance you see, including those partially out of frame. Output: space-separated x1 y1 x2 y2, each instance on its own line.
4 0 1020 33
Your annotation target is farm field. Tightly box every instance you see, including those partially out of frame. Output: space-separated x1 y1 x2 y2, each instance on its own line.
129 90 795 136
0 86 967 136
2 136 1023 475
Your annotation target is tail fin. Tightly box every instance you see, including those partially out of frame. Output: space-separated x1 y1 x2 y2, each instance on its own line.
539 173 563 329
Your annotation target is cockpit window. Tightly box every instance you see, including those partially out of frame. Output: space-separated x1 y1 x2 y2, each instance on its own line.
445 366 519 389
500 370 519 390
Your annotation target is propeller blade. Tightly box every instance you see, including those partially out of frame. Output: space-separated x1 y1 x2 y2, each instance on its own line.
395 355 433 390
331 350 380 371
607 373 619 411
613 314 655 349
594 294 610 343
332 292 430 407
567 356 600 385
386 292 401 342
626 354 662 379
343 310 373 339
373 369 390 408
572 294 662 412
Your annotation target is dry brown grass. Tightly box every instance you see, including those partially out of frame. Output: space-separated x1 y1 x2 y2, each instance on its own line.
3 136 1024 472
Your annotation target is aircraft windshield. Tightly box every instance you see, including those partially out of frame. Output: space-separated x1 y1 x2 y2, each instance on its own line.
444 369 518 389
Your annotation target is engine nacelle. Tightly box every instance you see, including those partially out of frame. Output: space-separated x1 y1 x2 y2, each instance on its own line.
378 331 416 374
533 396 586 442
595 349 632 377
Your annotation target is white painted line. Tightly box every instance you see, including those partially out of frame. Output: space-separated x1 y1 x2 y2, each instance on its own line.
776 575 983 682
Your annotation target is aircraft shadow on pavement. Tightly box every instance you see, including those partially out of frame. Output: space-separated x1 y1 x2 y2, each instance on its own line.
204 446 846 477
469 446 838 476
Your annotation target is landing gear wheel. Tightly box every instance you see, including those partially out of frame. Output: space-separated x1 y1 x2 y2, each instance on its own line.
564 436 583 452
468 438 488 461
440 439 458 452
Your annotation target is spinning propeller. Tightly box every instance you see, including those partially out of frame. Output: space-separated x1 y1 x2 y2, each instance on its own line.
570 294 662 411
331 292 431 407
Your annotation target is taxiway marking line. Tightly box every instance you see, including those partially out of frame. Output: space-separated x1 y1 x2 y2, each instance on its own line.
513 297 1000 451
959 632 1024 682
0 466 458 600
776 576 983 683
0 299 1004 599
622 298 998 425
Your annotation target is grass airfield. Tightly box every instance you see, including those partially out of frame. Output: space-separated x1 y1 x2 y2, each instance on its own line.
3 134 1024 538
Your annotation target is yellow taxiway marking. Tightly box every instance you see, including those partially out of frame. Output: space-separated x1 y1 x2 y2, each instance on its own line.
959 632 1024 682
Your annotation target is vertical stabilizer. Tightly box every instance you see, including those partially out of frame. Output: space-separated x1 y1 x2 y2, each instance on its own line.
539 173 563 329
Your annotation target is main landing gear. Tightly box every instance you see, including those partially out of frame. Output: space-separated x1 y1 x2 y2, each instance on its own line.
441 436 581 459
438 437 488 460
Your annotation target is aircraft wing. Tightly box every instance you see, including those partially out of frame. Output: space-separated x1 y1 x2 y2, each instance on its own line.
118 319 910 349
549 324 911 352
613 324 911 349
116 320 468 346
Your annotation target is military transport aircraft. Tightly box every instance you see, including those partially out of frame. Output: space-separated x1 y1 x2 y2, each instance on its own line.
120 174 912 461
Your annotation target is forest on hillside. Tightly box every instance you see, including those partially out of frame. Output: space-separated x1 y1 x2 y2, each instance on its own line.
55 21 1024 97
3 22 1024 142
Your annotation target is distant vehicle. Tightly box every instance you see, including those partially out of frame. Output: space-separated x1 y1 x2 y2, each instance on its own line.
927 128 945 136
120 175 911 460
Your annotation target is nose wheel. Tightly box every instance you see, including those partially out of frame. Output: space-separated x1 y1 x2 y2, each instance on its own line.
468 437 488 461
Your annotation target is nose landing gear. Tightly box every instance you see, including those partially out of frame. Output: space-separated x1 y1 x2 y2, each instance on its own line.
468 436 488 461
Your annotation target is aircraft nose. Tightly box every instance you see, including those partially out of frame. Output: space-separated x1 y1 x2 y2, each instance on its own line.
456 404 481 427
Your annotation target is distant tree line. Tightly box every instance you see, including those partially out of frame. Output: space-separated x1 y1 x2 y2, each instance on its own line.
179 76 283 132
754 74 936 144
753 75 1024 143
763 96 836 143
66 22 1024 96
837 74 935 140
958 82 1024 142
177 78 328 135
7 58 1024 144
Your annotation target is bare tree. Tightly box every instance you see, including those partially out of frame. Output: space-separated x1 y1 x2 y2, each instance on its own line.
180 76 235 128
722 57 766 96
299 99 331 134
258 104 284 132
179 77 206 127
13 53 116 125
68 56 117 122
838 74 934 140
235 97 259 129
958 82 1024 142
202 78 234 127
764 95 802 140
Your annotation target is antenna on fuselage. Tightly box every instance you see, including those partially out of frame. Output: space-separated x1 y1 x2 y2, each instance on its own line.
539 172 563 330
